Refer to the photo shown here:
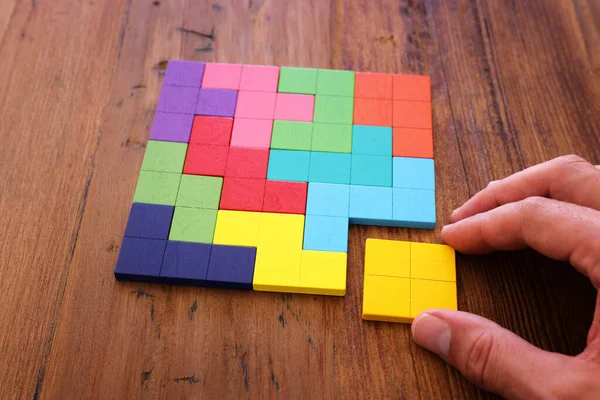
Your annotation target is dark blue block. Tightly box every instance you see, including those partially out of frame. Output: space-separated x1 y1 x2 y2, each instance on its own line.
206 245 256 290
124 203 175 240
159 241 212 285
114 237 166 282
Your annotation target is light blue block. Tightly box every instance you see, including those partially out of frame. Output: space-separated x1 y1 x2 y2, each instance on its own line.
392 188 436 229
267 150 311 182
309 152 351 184
306 182 350 217
352 125 392 156
393 157 435 190
350 155 392 187
303 215 349 252
349 185 393 225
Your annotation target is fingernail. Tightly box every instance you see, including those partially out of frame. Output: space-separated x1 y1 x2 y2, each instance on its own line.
411 313 451 359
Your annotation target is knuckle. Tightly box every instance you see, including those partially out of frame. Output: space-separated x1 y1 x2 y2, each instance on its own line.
518 196 550 216
553 154 591 172
462 331 499 390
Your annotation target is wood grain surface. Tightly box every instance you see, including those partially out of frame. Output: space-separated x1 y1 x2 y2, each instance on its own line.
0 0 598 398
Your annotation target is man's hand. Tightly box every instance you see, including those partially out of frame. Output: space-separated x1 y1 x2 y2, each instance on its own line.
411 155 600 399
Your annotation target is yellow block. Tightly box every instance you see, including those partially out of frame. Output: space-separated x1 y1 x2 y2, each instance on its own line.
411 242 456 282
252 246 302 293
297 250 347 296
365 238 410 278
258 212 304 249
362 275 412 323
213 210 262 247
411 279 457 317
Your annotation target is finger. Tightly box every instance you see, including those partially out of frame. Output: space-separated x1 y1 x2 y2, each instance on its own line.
442 197 600 287
412 310 590 399
452 155 600 223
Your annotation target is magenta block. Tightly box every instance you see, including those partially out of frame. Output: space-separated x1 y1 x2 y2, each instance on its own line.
156 85 199 114
196 89 238 117
149 112 194 142
164 60 205 87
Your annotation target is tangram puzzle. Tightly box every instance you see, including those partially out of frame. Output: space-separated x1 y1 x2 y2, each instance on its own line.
115 61 445 314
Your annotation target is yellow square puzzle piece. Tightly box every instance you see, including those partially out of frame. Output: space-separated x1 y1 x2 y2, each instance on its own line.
213 210 261 247
362 275 411 323
411 279 457 317
364 238 410 278
252 246 302 293
258 212 305 249
298 250 347 296
411 242 456 282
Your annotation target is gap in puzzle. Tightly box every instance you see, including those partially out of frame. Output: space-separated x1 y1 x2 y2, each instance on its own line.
115 61 435 297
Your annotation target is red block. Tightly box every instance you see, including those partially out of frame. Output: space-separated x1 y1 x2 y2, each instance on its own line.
263 180 307 214
189 116 233 146
225 147 269 179
183 144 229 176
220 177 266 212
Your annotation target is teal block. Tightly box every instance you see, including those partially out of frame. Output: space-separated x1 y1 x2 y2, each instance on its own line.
309 152 351 184
392 188 436 229
306 182 350 217
267 149 311 182
350 155 392 186
303 215 349 252
349 185 393 225
393 157 435 190
352 125 392 156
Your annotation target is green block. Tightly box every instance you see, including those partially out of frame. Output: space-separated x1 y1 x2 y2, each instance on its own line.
311 123 352 153
176 175 223 209
271 121 313 151
316 69 355 96
169 207 217 243
141 140 188 173
309 152 351 184
313 95 354 124
278 67 318 95
133 171 181 205
351 154 392 187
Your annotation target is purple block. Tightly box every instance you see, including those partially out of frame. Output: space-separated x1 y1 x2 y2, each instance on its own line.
149 112 194 143
196 89 238 117
156 85 199 114
124 203 174 240
114 237 166 283
160 241 212 285
164 60 205 87
206 245 256 290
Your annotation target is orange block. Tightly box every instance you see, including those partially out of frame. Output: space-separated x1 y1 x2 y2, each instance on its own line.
355 72 392 99
393 128 433 158
393 74 431 102
354 98 392 126
393 101 432 129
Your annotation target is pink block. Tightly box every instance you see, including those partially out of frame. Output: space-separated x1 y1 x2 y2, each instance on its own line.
230 118 273 149
202 63 242 90
239 65 280 92
274 93 315 122
235 91 276 119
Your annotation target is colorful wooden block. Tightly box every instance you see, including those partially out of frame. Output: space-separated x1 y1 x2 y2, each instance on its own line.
297 250 347 296
349 185 393 225
149 112 194 143
393 74 431 102
392 188 436 229
169 207 218 243
411 242 456 282
392 157 435 189
164 60 205 87
311 123 352 153
316 69 355 96
230 118 273 149
156 85 199 114
411 279 457 317
183 144 229 177
252 246 302 293
114 237 167 282
354 72 392 99
392 127 433 159
225 147 269 179
189 116 233 146
133 171 181 206
351 154 392 187
274 93 315 122
277 67 317 95
160 241 212 283
392 100 432 129
196 89 238 117
240 64 279 92
201 62 242 90
353 98 393 126
306 182 350 217
235 91 276 119
175 174 223 209
262 180 308 214
308 152 351 184
313 95 354 124
267 149 311 182
270 120 313 151
141 140 187 173
220 177 266 212
206 245 256 290
124 203 174 240
362 275 412 323
303 215 349 252
351 125 392 156
213 210 262 247
258 212 305 249
364 238 410 278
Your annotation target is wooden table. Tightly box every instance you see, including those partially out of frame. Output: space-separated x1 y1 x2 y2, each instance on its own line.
1 1 598 398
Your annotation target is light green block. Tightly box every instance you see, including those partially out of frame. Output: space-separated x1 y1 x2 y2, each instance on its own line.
316 69 355 96
176 175 223 209
133 171 181 205
169 207 217 243
141 140 188 173
278 67 318 95
313 95 354 124
311 123 352 153
271 121 313 151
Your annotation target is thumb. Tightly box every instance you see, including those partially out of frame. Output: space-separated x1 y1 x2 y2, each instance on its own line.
411 310 573 399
